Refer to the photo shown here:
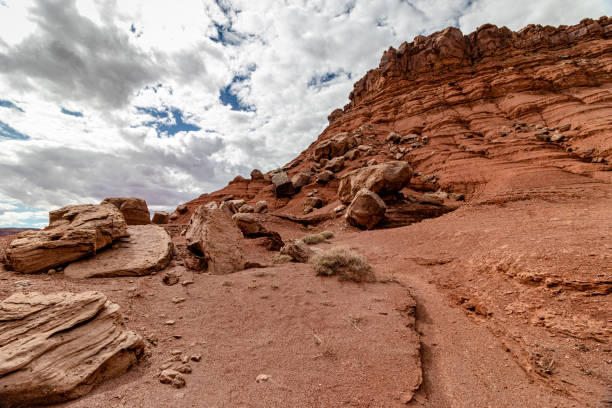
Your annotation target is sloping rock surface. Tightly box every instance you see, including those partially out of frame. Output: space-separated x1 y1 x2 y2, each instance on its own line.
4 204 127 274
64 225 173 278
185 205 245 274
0 291 144 407
101 197 150 225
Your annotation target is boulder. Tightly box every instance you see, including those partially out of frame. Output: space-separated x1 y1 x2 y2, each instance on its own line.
64 225 173 278
346 189 387 229
5 204 127 274
238 204 255 213
232 213 265 237
325 156 345 172
386 132 402 144
291 172 312 191
338 161 413 204
176 204 188 214
101 197 150 225
313 133 357 161
226 199 246 212
280 239 313 263
185 206 245 274
316 170 334 184
328 108 343 124
0 291 144 407
219 202 235 217
254 200 268 213
303 197 324 214
250 169 265 180
271 170 295 197
152 211 170 224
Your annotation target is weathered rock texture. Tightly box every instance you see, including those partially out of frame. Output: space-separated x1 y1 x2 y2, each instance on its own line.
152 211 170 224
185 205 245 274
338 161 413 204
4 204 127 274
101 197 150 225
64 225 173 278
346 189 387 229
170 17 612 223
0 291 144 407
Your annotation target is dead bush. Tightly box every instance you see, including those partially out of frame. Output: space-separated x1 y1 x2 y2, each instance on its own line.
311 247 374 282
271 253 292 264
301 231 334 245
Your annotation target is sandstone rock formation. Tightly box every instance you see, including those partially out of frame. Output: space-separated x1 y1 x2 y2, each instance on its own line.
4 204 127 274
313 132 357 161
338 161 413 204
346 189 387 229
271 170 295 197
0 291 144 407
101 197 150 225
186 205 245 274
64 225 173 278
152 211 170 224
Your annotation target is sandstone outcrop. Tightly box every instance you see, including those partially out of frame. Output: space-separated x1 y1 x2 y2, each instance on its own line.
313 132 357 161
4 204 127 274
64 225 173 278
186 205 245 274
152 211 170 224
0 291 144 407
338 161 413 204
271 170 295 197
101 197 150 225
346 189 387 229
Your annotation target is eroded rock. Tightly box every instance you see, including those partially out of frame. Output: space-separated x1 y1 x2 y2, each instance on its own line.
346 189 387 229
152 211 170 225
280 239 313 263
338 161 413 204
186 206 245 274
64 225 173 278
5 204 127 274
101 197 150 225
271 171 295 197
0 291 144 407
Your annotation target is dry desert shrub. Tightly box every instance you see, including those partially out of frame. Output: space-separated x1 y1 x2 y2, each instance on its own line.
311 247 374 282
271 253 292 264
301 231 334 245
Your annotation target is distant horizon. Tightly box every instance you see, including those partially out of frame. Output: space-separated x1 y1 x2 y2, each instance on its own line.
1 0 610 228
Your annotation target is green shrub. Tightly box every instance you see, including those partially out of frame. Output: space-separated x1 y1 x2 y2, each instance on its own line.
311 247 373 282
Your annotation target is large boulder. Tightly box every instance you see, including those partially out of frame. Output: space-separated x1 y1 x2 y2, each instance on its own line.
313 133 357 161
152 211 170 224
0 291 144 407
271 170 295 197
346 189 387 229
291 172 312 191
338 161 413 204
232 213 266 237
5 204 127 274
250 169 265 180
101 197 150 225
185 206 245 274
64 225 173 278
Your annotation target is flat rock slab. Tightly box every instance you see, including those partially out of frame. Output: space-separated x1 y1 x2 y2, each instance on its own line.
65 225 173 278
0 291 144 407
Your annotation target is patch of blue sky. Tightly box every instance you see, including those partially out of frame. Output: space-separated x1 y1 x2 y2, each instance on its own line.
136 106 201 137
307 70 350 89
0 121 29 140
60 107 83 117
0 99 24 112
0 202 48 228
219 74 253 112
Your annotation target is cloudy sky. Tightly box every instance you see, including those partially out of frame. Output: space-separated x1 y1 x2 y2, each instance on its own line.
0 0 610 227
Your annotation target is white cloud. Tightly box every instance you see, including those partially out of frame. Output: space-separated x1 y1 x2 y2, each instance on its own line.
0 0 610 227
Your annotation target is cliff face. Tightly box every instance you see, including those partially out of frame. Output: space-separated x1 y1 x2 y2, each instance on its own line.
174 17 612 222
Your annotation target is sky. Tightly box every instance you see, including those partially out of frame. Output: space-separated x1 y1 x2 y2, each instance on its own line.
0 0 610 227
